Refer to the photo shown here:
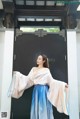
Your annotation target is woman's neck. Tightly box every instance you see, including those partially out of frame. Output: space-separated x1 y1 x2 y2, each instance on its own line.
38 65 44 68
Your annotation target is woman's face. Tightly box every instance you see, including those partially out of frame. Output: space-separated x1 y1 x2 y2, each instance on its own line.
36 55 45 66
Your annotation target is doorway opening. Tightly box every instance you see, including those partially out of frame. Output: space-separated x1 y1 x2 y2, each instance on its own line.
11 27 68 119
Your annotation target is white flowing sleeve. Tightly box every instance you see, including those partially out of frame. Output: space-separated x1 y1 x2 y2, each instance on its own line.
7 67 34 99
47 69 69 115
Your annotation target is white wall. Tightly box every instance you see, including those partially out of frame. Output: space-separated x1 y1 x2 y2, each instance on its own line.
0 0 3 9
0 31 5 110
76 31 80 116
67 30 79 119
0 29 14 119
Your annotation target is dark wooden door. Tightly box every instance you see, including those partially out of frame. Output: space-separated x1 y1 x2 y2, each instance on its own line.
10 29 68 119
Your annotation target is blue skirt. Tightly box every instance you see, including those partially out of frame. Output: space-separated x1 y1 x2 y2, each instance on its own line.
30 84 54 119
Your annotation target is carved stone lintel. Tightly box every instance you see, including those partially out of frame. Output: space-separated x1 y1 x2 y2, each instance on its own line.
34 29 47 37
3 13 14 28
16 28 23 37
59 29 65 38
67 14 77 29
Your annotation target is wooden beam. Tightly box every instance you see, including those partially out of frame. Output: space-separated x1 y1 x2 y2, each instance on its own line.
17 21 62 27
15 5 66 11
15 8 67 17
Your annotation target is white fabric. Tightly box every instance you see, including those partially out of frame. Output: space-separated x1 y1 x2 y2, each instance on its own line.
7 67 69 115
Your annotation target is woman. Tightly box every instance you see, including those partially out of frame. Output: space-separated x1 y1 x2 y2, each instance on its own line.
8 54 69 119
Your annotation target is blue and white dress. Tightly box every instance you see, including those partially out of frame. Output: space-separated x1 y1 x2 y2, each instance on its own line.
7 67 69 119
30 84 54 119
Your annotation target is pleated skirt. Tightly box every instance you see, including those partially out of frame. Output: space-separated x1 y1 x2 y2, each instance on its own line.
30 84 54 119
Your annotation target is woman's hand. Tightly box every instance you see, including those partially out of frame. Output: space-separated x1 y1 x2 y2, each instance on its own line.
65 83 68 88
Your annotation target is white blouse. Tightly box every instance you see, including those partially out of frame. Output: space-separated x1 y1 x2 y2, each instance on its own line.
7 67 69 115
